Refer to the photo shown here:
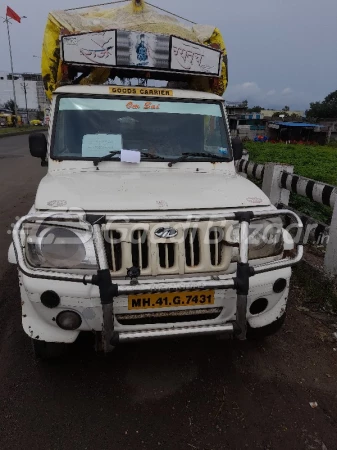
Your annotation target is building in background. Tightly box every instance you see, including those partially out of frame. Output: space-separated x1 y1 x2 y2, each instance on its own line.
317 119 337 142
261 109 305 119
226 101 267 139
225 101 248 132
268 121 326 144
0 71 49 123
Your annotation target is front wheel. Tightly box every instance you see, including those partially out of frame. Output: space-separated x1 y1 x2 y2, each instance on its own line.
31 339 68 360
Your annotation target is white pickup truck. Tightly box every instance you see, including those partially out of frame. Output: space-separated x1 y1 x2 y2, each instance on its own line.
9 84 303 359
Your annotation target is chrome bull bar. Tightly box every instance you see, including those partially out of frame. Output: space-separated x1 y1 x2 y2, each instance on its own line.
12 209 303 352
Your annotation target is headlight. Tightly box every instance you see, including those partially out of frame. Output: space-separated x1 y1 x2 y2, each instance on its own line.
227 219 284 260
25 224 98 270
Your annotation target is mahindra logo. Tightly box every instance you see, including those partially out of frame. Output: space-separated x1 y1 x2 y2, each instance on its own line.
154 227 178 239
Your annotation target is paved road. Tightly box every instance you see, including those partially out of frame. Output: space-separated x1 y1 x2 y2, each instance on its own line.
0 135 337 450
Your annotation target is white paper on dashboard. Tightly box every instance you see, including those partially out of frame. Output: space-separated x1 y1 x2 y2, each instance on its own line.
82 134 122 157
120 149 141 164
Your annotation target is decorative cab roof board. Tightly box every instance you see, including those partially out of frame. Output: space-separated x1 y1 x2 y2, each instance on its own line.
60 30 222 77
41 0 228 98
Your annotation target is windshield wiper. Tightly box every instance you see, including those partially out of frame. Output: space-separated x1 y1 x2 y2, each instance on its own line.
140 152 166 161
93 151 165 166
168 152 229 167
93 151 120 166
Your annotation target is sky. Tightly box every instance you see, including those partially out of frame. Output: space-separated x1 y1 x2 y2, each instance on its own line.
0 0 336 111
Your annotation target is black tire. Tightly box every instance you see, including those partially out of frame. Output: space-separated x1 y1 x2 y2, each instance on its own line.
31 339 68 360
247 312 286 340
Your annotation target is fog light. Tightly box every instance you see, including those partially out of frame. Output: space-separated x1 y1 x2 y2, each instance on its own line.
273 278 287 293
56 311 82 330
41 291 60 309
250 298 268 315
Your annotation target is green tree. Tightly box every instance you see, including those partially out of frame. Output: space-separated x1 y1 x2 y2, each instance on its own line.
241 99 248 108
247 105 263 113
282 105 290 112
289 113 302 121
272 111 289 119
306 90 337 119
4 99 18 114
36 111 44 121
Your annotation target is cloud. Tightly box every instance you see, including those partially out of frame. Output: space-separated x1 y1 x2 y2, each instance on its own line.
241 82 261 92
225 81 261 99
225 81 307 110
282 88 293 95
225 81 271 105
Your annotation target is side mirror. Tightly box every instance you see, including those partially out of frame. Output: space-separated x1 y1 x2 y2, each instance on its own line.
29 133 48 166
231 136 243 161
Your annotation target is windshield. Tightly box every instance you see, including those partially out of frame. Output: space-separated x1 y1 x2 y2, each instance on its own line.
51 96 231 162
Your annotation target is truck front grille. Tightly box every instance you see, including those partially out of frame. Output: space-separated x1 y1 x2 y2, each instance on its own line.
158 243 175 269
104 221 232 277
210 228 224 267
185 229 200 267
109 231 122 272
131 230 149 269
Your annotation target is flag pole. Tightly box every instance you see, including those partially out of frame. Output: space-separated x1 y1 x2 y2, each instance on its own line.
5 16 19 125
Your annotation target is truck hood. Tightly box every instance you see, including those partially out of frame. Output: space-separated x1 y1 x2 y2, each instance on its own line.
35 170 270 211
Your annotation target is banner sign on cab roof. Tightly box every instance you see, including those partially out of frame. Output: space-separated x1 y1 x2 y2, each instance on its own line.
61 30 222 78
109 87 173 97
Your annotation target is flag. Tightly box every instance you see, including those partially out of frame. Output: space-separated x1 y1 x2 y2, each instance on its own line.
6 6 21 23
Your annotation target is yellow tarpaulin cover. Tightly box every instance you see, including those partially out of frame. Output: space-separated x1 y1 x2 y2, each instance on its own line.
41 0 228 100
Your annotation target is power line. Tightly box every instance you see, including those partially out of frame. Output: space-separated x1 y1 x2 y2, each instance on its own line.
65 0 128 12
145 2 196 24
64 0 196 23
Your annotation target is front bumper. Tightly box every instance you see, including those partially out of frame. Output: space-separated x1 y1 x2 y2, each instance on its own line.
13 210 303 352
20 267 291 343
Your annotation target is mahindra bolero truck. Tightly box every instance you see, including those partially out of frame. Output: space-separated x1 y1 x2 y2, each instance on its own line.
8 85 303 359
8 9 302 358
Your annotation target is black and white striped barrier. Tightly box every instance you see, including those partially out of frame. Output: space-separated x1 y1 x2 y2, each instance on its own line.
277 203 330 245
236 160 265 180
236 157 337 274
236 159 337 208
280 172 337 208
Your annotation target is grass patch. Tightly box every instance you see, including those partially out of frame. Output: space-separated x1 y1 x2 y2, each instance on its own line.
245 142 337 185
0 126 47 135
290 195 332 224
245 143 337 223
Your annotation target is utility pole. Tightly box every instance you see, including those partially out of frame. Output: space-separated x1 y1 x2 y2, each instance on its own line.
1 10 27 126
21 82 29 124
4 16 18 124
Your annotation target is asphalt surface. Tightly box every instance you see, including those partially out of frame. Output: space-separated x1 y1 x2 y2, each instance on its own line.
0 135 337 450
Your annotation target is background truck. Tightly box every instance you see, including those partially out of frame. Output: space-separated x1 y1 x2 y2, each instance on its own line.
9 0 303 359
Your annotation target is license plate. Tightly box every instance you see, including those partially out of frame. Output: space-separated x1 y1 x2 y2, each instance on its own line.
128 290 215 310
